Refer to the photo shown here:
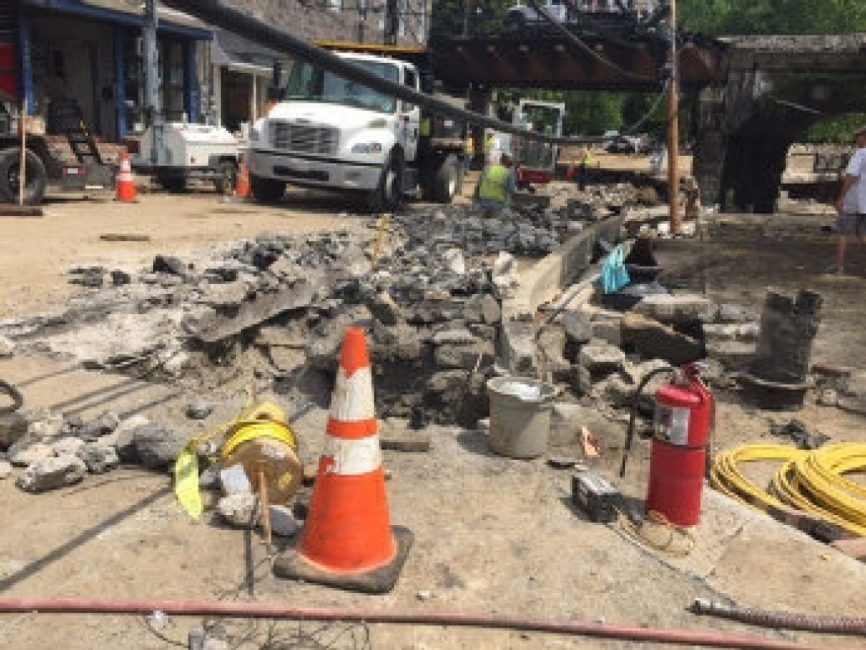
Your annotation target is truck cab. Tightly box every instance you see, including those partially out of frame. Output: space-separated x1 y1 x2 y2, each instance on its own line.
248 50 463 211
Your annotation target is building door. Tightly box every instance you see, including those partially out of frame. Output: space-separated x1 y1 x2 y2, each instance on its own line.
221 68 251 132
47 40 97 129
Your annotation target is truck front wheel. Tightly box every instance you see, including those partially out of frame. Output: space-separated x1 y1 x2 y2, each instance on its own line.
432 154 463 204
0 147 47 205
250 174 286 203
368 151 403 212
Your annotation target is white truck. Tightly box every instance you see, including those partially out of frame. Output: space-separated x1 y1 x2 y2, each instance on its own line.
247 47 466 211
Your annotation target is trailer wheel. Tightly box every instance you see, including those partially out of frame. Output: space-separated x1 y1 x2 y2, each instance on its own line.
157 174 187 193
432 154 462 204
0 147 47 205
250 174 286 203
368 150 403 212
213 160 238 195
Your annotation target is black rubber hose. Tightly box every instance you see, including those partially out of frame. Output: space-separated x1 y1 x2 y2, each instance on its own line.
619 366 673 477
0 379 23 413
692 598 866 637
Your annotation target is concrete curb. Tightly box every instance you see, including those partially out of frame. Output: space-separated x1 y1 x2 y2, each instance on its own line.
500 215 625 373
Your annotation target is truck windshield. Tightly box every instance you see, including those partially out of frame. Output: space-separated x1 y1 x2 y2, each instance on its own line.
284 60 399 114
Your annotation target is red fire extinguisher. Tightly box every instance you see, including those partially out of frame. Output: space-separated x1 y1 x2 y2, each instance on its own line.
619 362 714 527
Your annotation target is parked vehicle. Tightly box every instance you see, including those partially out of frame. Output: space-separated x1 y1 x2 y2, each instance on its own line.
510 99 566 185
504 0 573 32
247 46 466 210
0 98 114 205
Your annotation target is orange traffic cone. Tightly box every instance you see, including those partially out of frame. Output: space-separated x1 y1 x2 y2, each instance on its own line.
273 327 412 593
234 151 251 200
115 151 137 203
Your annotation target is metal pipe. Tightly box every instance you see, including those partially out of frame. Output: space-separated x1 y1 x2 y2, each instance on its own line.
0 598 820 649
159 0 615 146
692 598 866 637
666 0 681 234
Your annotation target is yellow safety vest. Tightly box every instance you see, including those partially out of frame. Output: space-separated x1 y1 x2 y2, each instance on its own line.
582 149 595 166
478 164 509 203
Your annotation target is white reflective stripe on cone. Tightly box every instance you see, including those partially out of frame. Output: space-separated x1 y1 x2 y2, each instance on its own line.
329 366 375 423
323 434 382 475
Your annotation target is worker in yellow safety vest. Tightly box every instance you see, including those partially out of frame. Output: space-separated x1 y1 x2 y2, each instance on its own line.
476 152 516 217
578 147 596 191
464 133 475 173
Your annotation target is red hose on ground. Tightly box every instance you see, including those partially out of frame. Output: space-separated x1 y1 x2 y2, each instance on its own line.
0 598 837 649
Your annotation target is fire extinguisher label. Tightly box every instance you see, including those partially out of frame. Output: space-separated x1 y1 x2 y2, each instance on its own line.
654 405 691 445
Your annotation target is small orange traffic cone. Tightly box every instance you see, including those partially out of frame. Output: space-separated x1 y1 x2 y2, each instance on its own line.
234 151 252 200
115 151 137 203
274 327 412 593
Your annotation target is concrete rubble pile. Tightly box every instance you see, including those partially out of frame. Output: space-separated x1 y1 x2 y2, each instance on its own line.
0 408 183 493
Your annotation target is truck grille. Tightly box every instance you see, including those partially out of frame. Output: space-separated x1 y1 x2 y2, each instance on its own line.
270 121 338 156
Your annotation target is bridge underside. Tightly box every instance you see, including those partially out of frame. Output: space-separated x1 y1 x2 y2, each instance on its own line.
430 34 727 93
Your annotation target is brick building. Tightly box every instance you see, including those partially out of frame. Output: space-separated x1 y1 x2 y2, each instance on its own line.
212 0 431 132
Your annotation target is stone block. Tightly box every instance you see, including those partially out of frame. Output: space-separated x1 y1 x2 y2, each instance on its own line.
481 295 502 325
79 443 120 474
621 313 703 366
217 493 259 527
16 454 86 493
434 340 494 369
8 441 55 467
634 294 714 324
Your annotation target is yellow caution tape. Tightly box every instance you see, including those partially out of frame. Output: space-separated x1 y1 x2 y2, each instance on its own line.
173 401 297 520
711 443 866 537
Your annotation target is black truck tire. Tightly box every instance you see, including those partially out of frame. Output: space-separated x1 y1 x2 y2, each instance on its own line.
432 154 462 204
0 147 47 205
156 174 187 193
368 150 403 212
250 174 286 203
213 159 238 195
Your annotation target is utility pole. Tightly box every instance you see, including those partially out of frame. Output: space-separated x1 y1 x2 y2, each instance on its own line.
666 0 681 235
144 0 162 165
384 0 398 45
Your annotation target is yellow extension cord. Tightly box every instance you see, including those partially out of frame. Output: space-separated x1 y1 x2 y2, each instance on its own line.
174 401 297 520
710 443 866 538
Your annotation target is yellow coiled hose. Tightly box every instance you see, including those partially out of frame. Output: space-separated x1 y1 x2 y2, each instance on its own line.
710 443 866 537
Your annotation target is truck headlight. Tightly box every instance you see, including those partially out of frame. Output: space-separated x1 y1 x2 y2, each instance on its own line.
351 142 383 154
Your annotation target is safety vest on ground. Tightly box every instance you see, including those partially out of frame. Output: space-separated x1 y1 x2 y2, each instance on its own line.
478 164 510 203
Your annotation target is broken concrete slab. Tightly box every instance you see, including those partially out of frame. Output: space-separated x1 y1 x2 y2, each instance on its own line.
7 441 55 467
621 312 704 366
186 399 214 421
268 504 300 537
0 335 14 357
480 295 502 325
190 278 317 344
16 454 86 493
368 291 403 326
633 294 714 325
0 459 12 480
133 424 186 470
52 436 85 457
78 442 120 474
434 339 494 370
217 493 259 527
152 254 187 277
